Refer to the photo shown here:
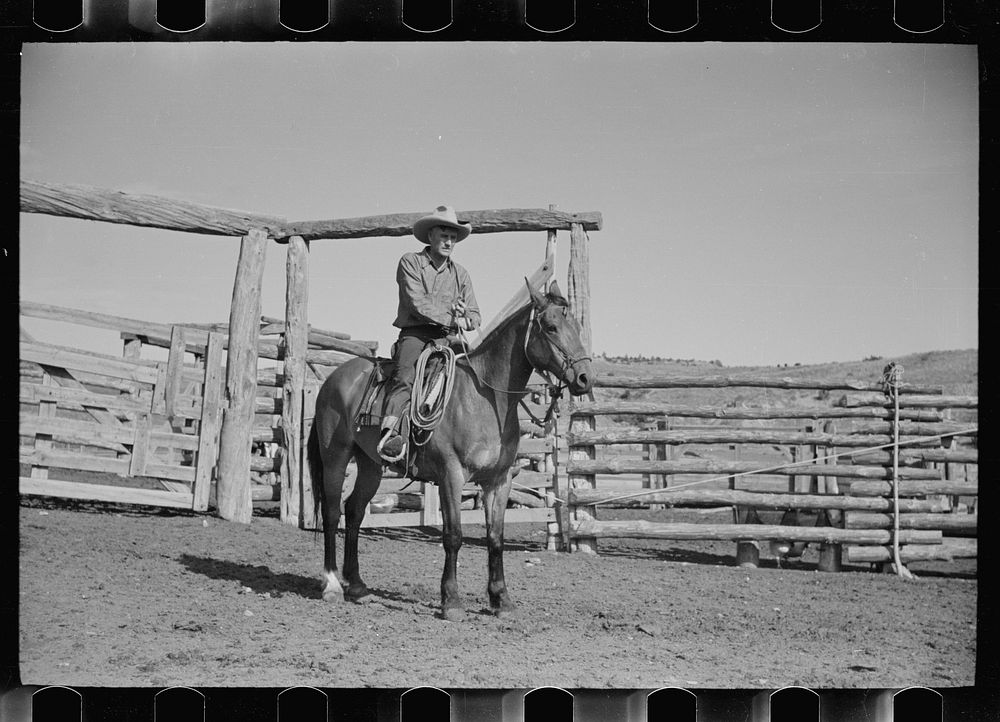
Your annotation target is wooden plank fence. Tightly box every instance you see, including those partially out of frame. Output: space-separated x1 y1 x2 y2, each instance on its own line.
19 329 222 509
560 371 978 572
18 301 358 516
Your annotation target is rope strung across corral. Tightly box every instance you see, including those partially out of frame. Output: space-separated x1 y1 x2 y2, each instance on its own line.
538 426 977 508
882 362 917 580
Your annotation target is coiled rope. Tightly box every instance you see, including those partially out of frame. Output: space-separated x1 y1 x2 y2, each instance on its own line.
882 362 916 580
409 344 458 447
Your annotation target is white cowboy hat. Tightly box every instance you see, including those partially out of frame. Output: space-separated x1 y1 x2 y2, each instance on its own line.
412 205 472 244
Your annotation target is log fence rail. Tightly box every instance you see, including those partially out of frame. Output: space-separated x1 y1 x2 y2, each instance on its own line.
562 372 977 572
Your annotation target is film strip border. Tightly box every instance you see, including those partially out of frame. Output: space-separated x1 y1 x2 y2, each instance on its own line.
3 0 979 40
2 2 995 722
0 684 982 720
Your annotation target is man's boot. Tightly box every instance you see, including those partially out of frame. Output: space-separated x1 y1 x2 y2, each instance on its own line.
377 415 406 463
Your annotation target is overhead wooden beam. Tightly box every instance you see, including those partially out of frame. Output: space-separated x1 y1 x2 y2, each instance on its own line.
21 179 603 241
21 179 286 237
274 208 603 241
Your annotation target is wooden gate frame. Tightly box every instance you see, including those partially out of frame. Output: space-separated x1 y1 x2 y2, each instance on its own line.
20 179 601 525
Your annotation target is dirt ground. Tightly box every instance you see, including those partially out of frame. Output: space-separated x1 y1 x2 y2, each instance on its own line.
17 499 976 690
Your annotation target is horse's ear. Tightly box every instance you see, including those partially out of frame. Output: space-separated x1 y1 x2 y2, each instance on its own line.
547 279 566 303
526 277 547 308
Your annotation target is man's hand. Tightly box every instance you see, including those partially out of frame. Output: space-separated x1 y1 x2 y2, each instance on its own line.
451 300 469 332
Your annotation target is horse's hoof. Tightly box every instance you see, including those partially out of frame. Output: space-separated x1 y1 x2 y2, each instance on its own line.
493 604 517 620
440 606 466 622
321 571 346 602
345 584 372 604
490 592 516 617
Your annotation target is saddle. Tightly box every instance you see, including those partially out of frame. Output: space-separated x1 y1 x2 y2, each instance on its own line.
353 343 455 436
354 358 396 431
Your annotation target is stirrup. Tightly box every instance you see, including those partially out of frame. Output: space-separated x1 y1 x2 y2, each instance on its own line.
377 431 407 463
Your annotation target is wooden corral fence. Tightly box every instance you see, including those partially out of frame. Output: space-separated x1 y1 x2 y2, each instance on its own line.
559 372 977 572
18 301 368 512
20 179 600 530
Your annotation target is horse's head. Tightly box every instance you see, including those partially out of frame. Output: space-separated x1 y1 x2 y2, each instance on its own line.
525 279 594 396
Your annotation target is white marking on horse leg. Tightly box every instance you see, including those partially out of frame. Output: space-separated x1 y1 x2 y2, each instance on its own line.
322 569 346 602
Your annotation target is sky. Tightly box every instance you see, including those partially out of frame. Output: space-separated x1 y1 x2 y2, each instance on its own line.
18 42 978 367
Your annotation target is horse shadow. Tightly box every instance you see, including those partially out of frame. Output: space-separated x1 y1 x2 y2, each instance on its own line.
176 553 447 608
178 553 323 600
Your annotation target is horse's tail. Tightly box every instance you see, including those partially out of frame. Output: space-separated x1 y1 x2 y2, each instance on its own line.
307 421 325 533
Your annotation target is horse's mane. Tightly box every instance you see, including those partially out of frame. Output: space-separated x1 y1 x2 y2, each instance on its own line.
463 260 560 355
465 301 532 359
464 291 569 361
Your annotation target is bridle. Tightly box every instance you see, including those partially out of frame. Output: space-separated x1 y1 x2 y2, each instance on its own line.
517 301 592 440
524 302 592 391
456 299 590 399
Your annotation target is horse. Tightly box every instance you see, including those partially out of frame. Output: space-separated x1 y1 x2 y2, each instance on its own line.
307 279 593 621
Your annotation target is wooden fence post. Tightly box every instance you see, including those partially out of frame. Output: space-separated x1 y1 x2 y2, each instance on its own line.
567 222 592 353
281 235 309 526
120 335 143 399
568 412 598 553
164 325 186 425
421 483 442 526
122 336 142 360
546 204 557 265
650 417 668 509
733 440 760 567
300 384 320 530
817 419 842 572
642 421 652 491
193 332 225 512
30 371 57 481
217 227 268 524
566 221 595 552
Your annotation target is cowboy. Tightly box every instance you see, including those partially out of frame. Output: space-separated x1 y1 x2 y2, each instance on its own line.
377 205 482 462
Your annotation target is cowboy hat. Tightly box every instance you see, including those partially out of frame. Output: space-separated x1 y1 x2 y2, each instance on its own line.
412 205 472 244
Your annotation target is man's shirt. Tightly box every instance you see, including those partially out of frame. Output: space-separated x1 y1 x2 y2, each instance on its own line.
393 248 482 331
